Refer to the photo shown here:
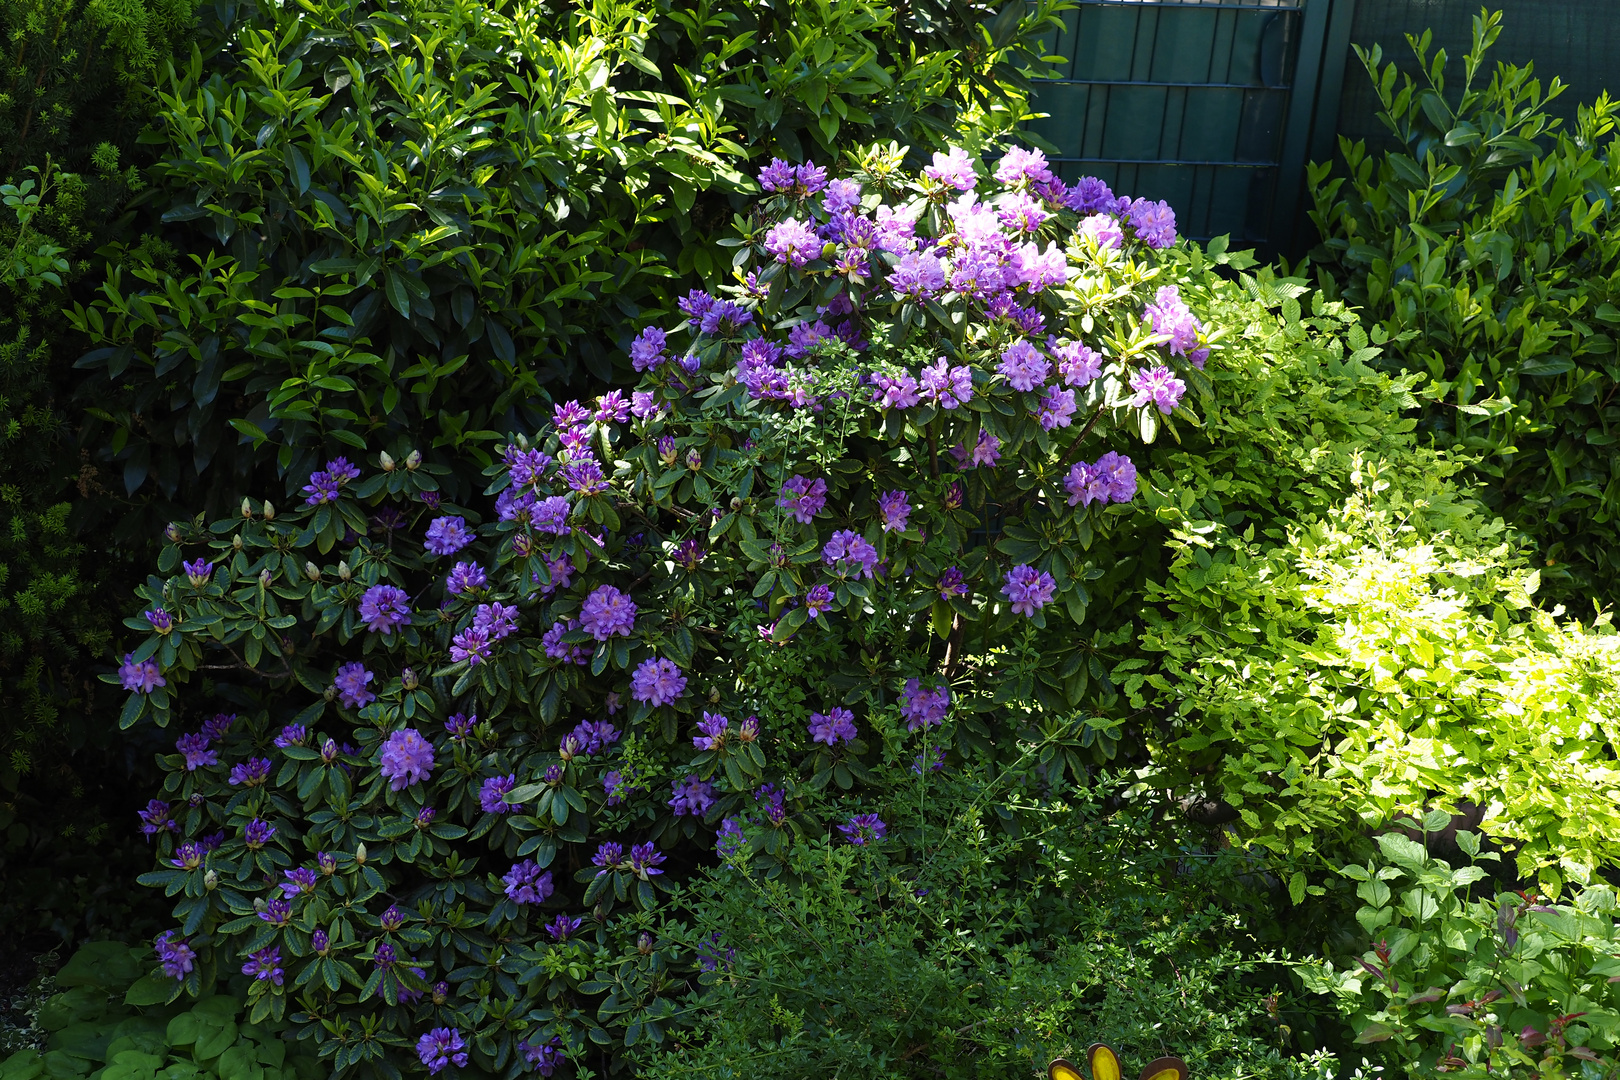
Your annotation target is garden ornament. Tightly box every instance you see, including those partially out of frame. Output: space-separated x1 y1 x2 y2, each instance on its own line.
1050 1043 1188 1080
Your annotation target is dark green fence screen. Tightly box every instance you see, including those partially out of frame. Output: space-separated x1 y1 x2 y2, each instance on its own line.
1027 0 1354 255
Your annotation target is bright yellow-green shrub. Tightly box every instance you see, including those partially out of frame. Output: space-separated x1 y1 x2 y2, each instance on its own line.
1128 455 1620 891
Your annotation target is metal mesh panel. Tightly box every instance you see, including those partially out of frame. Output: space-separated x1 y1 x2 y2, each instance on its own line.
1027 0 1307 244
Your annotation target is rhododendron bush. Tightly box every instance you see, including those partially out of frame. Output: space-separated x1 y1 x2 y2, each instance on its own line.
111 144 1227 1076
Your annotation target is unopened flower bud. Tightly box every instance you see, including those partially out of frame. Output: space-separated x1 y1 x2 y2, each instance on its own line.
165 523 183 543
516 434 530 451
637 932 653 955
337 560 351 581
323 685 338 702
708 687 721 703
401 667 418 691
305 561 321 581
259 568 272 587
242 498 253 519
685 449 703 471
405 450 421 471
380 450 396 471
355 843 367 866
232 533 244 551
431 981 448 1005
263 501 275 521
730 496 743 512
203 869 218 890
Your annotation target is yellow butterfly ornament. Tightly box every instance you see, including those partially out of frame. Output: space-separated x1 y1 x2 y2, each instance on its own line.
1049 1043 1188 1080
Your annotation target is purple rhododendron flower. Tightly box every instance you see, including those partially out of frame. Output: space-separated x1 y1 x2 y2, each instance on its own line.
888 252 946 299
450 626 491 666
138 799 174 838
997 340 1050 392
183 558 212 588
479 774 519 814
579 584 636 640
950 431 1001 469
693 712 729 751
203 714 235 742
808 706 857 746
1037 387 1078 431
758 157 797 192
424 516 472 556
1143 284 1203 357
900 679 951 731
553 400 590 429
504 860 554 905
379 729 435 790
472 601 519 641
445 562 487 595
156 932 196 980
878 490 911 533
630 841 666 876
358 584 411 634
920 358 973 409
592 841 624 869
823 178 862 214
630 390 664 419
822 530 879 579
176 732 216 771
567 719 620 755
521 1036 564 1076
595 390 632 424
417 1028 468 1075
1065 175 1117 214
1080 213 1124 250
776 475 827 524
244 818 276 847
560 457 609 495
755 783 788 825
119 653 164 694
1065 452 1138 507
924 147 978 190
546 915 583 942
228 757 271 787
994 146 1054 186
668 776 716 817
146 608 172 633
281 867 318 897
998 192 1050 233
1054 340 1105 387
1002 565 1057 617
1128 365 1187 414
805 583 834 618
1127 197 1177 249
716 817 746 858
630 326 669 372
765 218 821 266
334 662 375 708
542 619 588 665
839 813 887 845
630 658 686 706
242 947 284 985
872 370 921 409
274 724 306 749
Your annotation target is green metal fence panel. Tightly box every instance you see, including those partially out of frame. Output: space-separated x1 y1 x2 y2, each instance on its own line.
1028 0 1354 255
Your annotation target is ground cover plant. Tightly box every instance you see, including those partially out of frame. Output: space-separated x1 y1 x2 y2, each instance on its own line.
0 940 321 1080
109 144 1238 1076
1307 8 1620 607
1301 823 1620 1078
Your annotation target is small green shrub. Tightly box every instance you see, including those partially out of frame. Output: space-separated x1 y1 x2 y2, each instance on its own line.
1301 828 1620 1078
0 941 318 1080
1306 8 1620 605
644 790 1338 1078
